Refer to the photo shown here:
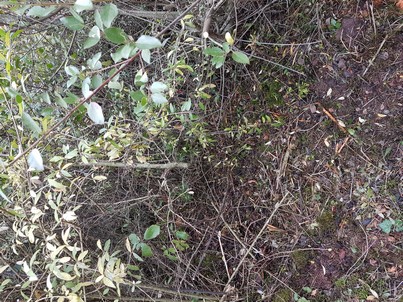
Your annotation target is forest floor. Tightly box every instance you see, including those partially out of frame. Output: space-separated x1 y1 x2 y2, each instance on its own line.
151 1 403 301
85 1 403 301
1 1 401 301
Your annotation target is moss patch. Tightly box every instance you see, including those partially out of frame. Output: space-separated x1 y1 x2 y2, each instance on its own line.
291 250 312 270
273 288 293 302
316 210 336 235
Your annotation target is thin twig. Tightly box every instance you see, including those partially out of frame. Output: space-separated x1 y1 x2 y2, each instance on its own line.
219 192 289 301
362 34 388 76
218 231 231 280
246 51 306 76
155 0 202 38
49 30 77 80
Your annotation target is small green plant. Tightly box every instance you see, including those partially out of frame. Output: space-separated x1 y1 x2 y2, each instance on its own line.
379 218 403 233
203 32 250 68
163 230 190 261
127 224 161 260
328 18 341 30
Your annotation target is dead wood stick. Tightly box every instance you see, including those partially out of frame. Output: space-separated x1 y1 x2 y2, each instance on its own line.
77 161 188 169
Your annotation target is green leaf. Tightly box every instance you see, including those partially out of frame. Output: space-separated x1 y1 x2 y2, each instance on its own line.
130 90 146 102
129 233 140 247
135 35 162 50
91 74 103 89
379 219 393 234
175 231 189 240
111 43 136 63
139 243 153 257
100 3 118 28
48 179 67 191
104 27 127 44
60 16 84 31
203 47 225 56
143 225 160 240
211 55 225 68
84 26 101 49
222 42 231 53
22 112 41 135
53 269 75 281
231 51 250 64
132 252 143 262
394 220 403 232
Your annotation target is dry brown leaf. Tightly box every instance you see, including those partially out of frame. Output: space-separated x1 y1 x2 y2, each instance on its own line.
373 0 383 7
397 0 403 11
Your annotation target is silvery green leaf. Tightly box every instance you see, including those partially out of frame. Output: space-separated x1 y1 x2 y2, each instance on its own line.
135 35 162 50
108 81 122 90
94 9 103 30
100 3 118 28
87 102 104 124
74 0 93 13
28 149 44 171
91 74 103 89
181 99 192 111
60 15 84 31
65 65 79 76
67 76 78 88
141 49 151 63
150 82 168 94
62 211 78 221
84 37 99 49
84 26 101 49
22 112 41 135
89 25 100 39
151 93 168 104
82 77 92 98
121 43 135 59
134 70 148 86
111 43 135 63
87 52 102 70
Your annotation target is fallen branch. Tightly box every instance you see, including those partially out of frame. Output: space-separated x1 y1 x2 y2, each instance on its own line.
77 161 189 169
